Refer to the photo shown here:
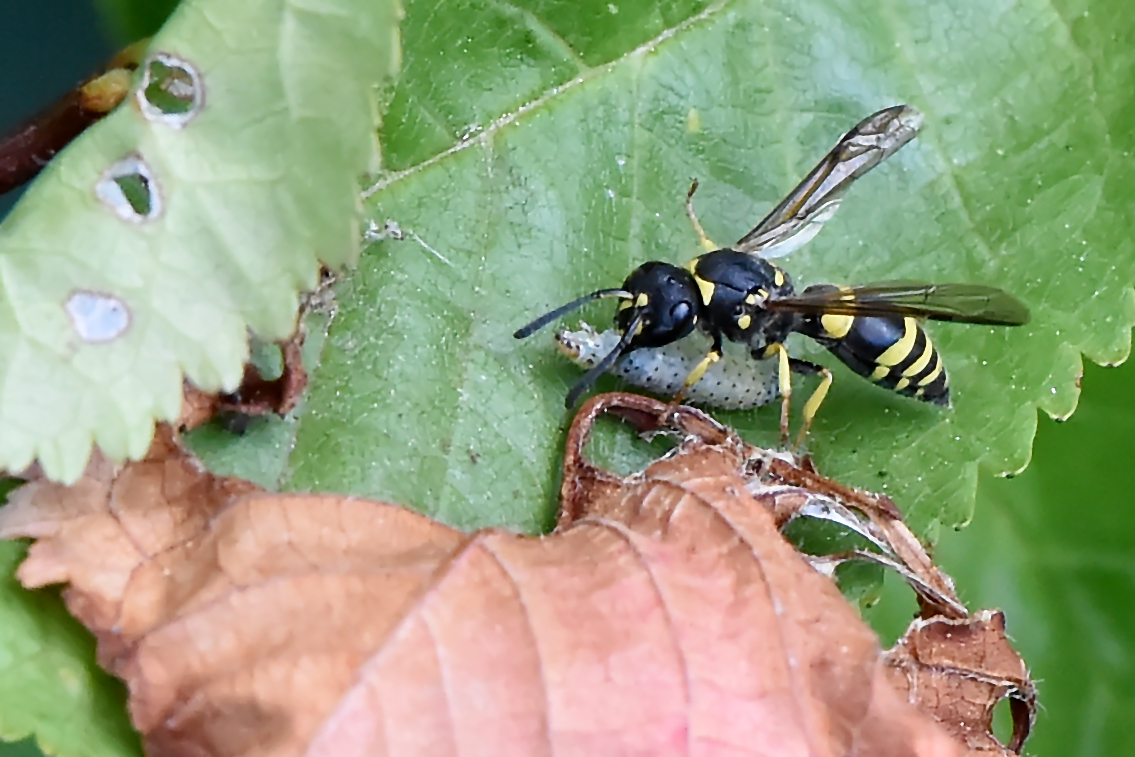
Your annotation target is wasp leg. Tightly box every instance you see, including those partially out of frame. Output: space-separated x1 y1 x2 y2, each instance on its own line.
787 358 833 450
762 347 833 449
686 179 718 252
669 330 724 408
764 343 795 447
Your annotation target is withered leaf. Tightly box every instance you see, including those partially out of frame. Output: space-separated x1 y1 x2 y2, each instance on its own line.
0 396 1030 757
884 610 1036 754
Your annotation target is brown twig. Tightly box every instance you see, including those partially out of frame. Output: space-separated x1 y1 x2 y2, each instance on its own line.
0 41 147 195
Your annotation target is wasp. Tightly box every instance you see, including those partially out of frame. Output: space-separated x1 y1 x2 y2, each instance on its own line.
514 105 1030 444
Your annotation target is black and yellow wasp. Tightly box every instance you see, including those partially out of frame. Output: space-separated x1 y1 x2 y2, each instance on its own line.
514 105 1029 442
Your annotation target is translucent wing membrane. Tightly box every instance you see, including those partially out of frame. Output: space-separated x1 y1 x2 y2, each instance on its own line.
735 104 924 259
767 282 1031 325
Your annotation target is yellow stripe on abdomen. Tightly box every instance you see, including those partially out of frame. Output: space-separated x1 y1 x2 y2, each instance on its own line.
917 353 943 387
875 317 918 367
902 336 934 377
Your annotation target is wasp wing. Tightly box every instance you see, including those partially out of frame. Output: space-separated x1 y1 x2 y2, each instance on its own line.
765 282 1030 325
734 105 923 259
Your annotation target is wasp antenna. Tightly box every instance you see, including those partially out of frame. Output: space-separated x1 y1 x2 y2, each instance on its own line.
564 310 644 407
513 288 631 339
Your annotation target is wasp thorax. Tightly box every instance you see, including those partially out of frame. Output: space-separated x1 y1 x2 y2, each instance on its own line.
615 262 700 348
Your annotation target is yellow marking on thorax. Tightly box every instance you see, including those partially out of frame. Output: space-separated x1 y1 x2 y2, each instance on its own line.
635 292 649 308
820 313 854 339
773 269 785 287
617 300 632 311
902 336 935 377
745 293 757 305
918 355 943 386
875 318 918 367
694 275 715 306
737 314 752 330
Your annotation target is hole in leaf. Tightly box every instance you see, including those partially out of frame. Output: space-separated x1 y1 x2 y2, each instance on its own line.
583 413 675 478
991 694 1014 747
96 154 161 221
136 52 203 127
65 290 131 343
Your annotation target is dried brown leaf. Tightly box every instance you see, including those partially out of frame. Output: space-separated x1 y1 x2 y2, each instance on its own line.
0 395 1033 757
883 610 1037 754
0 427 258 636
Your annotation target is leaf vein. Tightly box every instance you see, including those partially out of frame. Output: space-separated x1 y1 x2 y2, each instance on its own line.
362 0 733 200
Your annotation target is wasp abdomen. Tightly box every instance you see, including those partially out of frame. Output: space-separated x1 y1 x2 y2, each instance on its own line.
806 312 950 406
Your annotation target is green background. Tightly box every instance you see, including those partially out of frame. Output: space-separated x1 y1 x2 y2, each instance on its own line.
1 1 1133 755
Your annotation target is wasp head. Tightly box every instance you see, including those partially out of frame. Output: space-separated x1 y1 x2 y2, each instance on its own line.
615 262 700 349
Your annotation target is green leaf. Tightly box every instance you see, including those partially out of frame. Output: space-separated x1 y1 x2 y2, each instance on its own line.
272 0 1135 535
0 539 140 757
0 0 402 483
